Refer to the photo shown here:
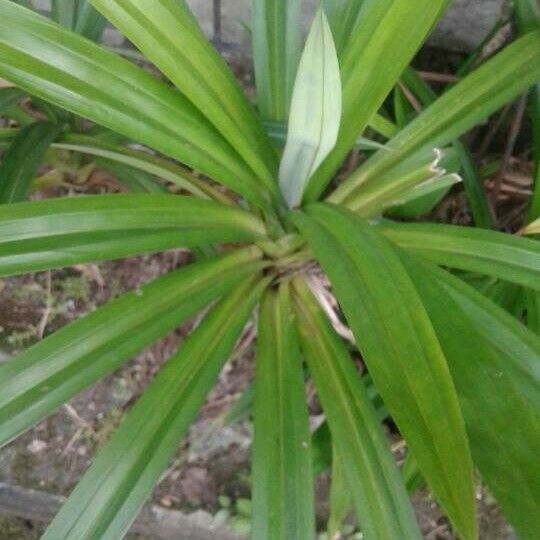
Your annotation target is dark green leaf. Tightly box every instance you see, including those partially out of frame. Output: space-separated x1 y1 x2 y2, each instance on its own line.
292 204 476 539
0 1 272 209
331 30 540 206
252 0 301 121
90 0 278 191
379 222 540 291
0 194 266 276
0 247 264 448
42 275 266 540
0 122 59 203
293 276 421 539
304 0 450 201
252 283 315 539
405 257 540 539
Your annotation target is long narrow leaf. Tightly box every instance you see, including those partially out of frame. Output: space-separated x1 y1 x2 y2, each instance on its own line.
292 204 476 539
379 222 540 291
323 0 364 56
293 276 421 539
51 0 78 30
0 194 266 276
427 264 540 413
53 134 228 201
42 275 266 540
399 68 493 228
0 247 264 448
304 0 449 201
0 122 59 203
0 1 272 209
75 1 107 42
279 8 341 208
252 0 301 121
252 283 315 539
405 257 540 539
330 30 540 205
89 0 277 190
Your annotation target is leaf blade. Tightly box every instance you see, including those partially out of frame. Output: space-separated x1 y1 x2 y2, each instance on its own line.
0 122 59 203
405 257 540 539
0 1 271 208
42 275 266 540
331 30 540 205
379 222 540 291
0 194 266 276
279 8 341 208
252 283 315 540
293 276 421 539
0 247 264 448
252 0 301 121
292 204 477 539
89 0 278 190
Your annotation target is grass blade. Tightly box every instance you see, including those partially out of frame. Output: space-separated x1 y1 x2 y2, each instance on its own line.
251 0 301 121
405 257 540 539
330 30 540 205
42 276 266 540
0 194 266 276
293 276 421 539
279 8 341 208
379 222 540 291
292 204 476 539
90 0 277 191
252 283 315 539
0 1 271 209
0 247 264 448
0 122 59 203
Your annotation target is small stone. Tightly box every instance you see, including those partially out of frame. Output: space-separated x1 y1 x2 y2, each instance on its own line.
27 439 47 454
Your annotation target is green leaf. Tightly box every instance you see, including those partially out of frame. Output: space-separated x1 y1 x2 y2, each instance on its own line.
42 275 266 540
379 222 540 291
388 174 460 218
526 289 540 335
453 141 493 229
0 194 266 277
323 0 364 56
0 122 59 203
398 69 493 229
293 276 421 539
252 283 315 540
53 134 224 201
0 86 25 115
0 247 264 448
405 257 540 539
94 157 168 194
89 0 277 191
428 265 540 413
75 1 107 42
347 147 454 215
292 204 476 539
0 1 272 209
51 0 78 30
331 30 540 205
279 8 341 208
304 0 450 202
327 448 352 539
252 0 301 121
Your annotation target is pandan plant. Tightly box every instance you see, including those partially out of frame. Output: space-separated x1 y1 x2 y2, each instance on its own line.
0 1 539 538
